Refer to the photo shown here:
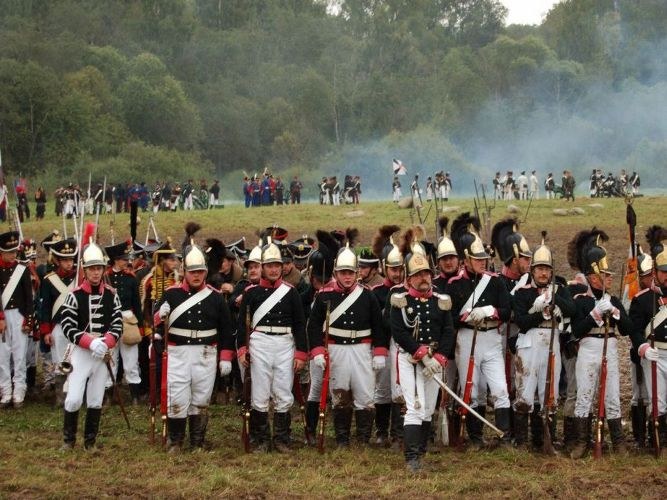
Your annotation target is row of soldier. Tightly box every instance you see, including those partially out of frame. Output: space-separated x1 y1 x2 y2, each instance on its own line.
0 211 664 471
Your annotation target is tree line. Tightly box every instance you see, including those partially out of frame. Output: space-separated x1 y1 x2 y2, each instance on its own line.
0 0 666 196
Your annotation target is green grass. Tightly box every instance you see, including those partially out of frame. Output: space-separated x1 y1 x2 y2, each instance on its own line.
3 196 666 498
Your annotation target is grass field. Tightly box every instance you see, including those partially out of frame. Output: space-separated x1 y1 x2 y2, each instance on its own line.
1 196 666 498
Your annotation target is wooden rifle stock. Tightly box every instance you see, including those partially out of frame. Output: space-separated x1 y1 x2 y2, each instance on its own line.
317 301 331 454
593 314 609 460
160 310 169 449
241 307 252 453
459 324 478 448
104 354 130 429
650 291 660 458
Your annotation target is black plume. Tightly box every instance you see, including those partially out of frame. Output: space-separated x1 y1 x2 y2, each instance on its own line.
183 222 202 253
372 224 400 259
438 216 449 238
345 227 360 247
567 227 608 271
491 218 516 262
205 238 226 274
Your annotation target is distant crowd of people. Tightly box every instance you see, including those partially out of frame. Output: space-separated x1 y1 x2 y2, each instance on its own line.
589 169 640 198
242 173 303 207
320 175 362 205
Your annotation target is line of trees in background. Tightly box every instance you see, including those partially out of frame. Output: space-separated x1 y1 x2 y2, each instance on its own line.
1 0 666 198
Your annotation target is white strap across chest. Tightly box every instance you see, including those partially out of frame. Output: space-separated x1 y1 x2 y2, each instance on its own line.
461 273 491 313
169 288 213 324
1 264 26 309
47 274 76 318
252 283 291 328
328 285 364 325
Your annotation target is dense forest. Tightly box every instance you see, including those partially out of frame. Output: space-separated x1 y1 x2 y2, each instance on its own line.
0 0 666 197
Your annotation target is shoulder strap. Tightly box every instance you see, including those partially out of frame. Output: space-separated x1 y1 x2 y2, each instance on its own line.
252 283 291 328
1 264 27 309
170 288 213 324
329 285 364 325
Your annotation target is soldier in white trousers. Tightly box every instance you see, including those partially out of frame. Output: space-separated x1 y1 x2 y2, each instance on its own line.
308 243 386 447
568 228 634 458
389 232 454 472
155 242 235 451
60 241 122 450
512 236 576 450
0 231 35 408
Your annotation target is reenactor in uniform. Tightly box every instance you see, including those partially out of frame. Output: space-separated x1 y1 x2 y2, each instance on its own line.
433 217 460 293
370 225 404 446
37 238 78 406
308 242 386 447
389 234 454 472
154 243 235 451
627 249 654 449
568 228 634 458
512 234 576 449
105 240 144 404
447 213 513 448
280 241 308 294
236 239 307 452
0 231 35 408
60 241 122 450
629 226 667 454
357 248 384 288
289 236 315 273
491 218 532 442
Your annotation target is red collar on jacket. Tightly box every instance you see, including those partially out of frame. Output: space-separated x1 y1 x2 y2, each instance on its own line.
57 268 75 279
0 258 17 269
259 277 284 289
79 280 105 294
408 287 433 299
501 266 521 280
330 280 358 294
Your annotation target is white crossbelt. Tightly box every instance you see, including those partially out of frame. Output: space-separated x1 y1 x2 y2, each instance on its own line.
1 264 26 309
47 273 76 318
461 273 491 313
328 327 371 339
169 328 216 338
169 287 213 324
252 283 291 328
328 285 364 325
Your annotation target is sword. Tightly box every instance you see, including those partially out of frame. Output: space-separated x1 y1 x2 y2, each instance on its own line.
426 366 504 438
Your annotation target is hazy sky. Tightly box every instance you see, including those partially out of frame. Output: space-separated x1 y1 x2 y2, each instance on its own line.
502 0 562 25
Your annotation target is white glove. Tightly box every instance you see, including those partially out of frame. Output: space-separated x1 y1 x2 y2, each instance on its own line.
421 355 442 379
372 355 386 372
593 297 613 316
219 360 232 376
313 354 326 371
158 302 171 320
468 305 494 323
530 294 549 313
640 343 660 362
90 337 108 359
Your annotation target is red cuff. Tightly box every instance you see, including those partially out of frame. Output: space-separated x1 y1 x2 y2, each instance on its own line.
490 307 500 320
460 311 469 323
310 346 326 359
78 333 94 349
294 350 308 362
638 343 650 358
0 312 4 320
153 312 162 326
373 347 389 357
139 327 145 336
40 322 52 335
103 333 117 349
412 345 429 361
433 353 447 367
219 349 235 361
237 346 248 359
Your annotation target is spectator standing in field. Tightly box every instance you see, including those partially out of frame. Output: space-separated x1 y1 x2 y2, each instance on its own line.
35 187 47 220
562 170 576 201
529 170 539 200
544 173 555 199
392 176 402 203
209 180 220 209
352 176 361 204
290 176 302 204
442 172 452 201
425 177 434 202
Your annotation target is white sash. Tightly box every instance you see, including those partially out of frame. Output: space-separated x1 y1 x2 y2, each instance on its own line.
1 264 26 309
329 285 364 325
169 288 213 324
252 283 291 328
461 273 491 313
645 305 667 339
510 273 530 296
47 274 76 318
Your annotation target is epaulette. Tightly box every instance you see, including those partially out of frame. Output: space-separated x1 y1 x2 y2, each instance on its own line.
433 292 452 310
369 282 385 291
243 283 258 293
634 288 651 298
390 292 408 308
389 283 406 291
206 284 222 294
483 270 499 277
519 283 533 289
319 285 336 293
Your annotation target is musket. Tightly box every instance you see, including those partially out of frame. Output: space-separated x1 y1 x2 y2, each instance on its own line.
650 285 660 457
241 307 252 453
104 353 130 429
520 193 533 224
94 176 106 240
459 276 478 448
592 264 609 460
317 300 331 453
542 256 557 455
292 371 310 445
160 306 170 449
